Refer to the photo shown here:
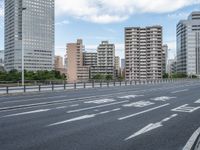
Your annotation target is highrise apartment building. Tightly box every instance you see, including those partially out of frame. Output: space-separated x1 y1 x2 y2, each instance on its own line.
54 56 64 69
0 50 4 67
115 56 120 71
66 39 89 82
162 44 169 74
4 0 54 71
83 52 97 66
177 11 200 76
125 26 163 80
90 41 115 78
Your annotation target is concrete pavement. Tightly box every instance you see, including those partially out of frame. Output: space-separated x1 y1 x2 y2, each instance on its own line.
0 80 200 150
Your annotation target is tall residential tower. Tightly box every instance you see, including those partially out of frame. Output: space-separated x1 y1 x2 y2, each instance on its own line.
4 0 54 71
125 26 163 80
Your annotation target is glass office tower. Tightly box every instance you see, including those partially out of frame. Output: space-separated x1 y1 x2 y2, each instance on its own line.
4 0 54 71
177 12 200 76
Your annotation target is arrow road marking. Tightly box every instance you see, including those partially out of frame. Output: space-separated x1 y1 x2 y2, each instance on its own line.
172 104 200 113
48 108 121 127
195 99 200 104
125 114 178 141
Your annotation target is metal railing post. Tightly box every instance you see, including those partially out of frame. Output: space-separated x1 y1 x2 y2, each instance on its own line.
74 83 76 89
52 83 54 91
6 86 9 94
84 82 86 88
64 82 66 90
92 81 94 88
39 85 41 92
24 85 26 93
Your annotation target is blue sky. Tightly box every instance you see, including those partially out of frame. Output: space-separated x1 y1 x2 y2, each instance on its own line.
0 0 200 59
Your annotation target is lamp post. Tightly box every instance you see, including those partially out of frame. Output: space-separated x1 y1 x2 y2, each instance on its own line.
22 7 26 86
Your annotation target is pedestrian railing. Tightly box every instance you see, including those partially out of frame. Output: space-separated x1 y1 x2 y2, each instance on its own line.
0 79 197 95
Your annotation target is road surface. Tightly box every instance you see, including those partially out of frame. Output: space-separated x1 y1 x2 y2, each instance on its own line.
0 80 200 150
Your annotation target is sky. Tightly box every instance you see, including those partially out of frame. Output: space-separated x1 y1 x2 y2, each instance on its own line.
0 0 200 60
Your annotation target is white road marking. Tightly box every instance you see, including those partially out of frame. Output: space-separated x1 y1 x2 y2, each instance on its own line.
195 99 200 104
48 108 121 127
70 104 79 107
125 114 178 141
171 104 200 113
84 99 115 104
47 115 96 126
118 95 144 99
123 101 154 108
0 84 197 113
183 127 200 150
118 103 170 120
55 106 67 109
1 109 50 118
99 108 121 115
171 89 188 94
67 100 129 113
151 96 176 102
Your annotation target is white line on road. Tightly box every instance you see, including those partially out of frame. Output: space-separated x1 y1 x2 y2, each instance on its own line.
1 109 50 118
67 101 129 113
48 108 121 127
183 127 200 150
0 83 198 113
47 115 96 127
171 89 188 94
125 114 177 141
99 108 121 115
118 103 170 120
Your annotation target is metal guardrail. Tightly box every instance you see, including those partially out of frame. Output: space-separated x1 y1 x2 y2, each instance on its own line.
0 79 196 95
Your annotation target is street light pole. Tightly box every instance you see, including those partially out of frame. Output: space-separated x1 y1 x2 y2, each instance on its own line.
22 7 26 86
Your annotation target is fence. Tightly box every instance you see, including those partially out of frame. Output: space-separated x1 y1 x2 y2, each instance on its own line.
0 79 195 95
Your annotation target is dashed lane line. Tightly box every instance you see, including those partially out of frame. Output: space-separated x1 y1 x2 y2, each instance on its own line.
118 103 170 121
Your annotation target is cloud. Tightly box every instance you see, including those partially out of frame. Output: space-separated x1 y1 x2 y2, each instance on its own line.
56 20 70 26
55 0 200 24
0 1 3 17
167 12 190 20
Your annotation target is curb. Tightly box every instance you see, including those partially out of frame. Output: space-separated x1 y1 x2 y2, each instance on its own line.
183 127 200 150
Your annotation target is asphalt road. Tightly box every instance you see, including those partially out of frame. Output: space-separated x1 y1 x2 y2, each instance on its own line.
0 80 200 150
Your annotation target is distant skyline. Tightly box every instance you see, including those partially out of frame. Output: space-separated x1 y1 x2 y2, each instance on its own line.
0 0 200 59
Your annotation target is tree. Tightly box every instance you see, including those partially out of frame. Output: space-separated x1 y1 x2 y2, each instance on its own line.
105 74 113 81
92 74 105 80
